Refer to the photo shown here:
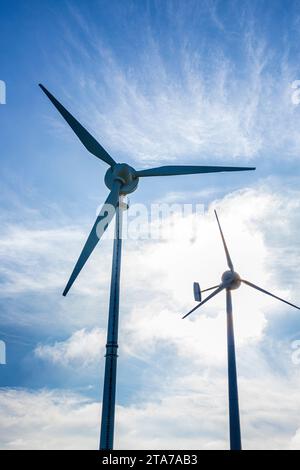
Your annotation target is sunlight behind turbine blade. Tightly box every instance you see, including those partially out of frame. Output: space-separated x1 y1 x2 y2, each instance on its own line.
214 210 234 271
242 279 300 310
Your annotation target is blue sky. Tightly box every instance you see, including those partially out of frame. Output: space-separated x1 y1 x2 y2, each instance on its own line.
1 0 300 449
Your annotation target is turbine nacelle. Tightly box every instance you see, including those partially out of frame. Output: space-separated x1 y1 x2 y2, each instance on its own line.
221 270 241 290
105 163 139 195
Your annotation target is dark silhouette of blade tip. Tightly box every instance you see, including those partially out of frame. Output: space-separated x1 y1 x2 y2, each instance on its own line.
62 283 71 297
234 167 256 171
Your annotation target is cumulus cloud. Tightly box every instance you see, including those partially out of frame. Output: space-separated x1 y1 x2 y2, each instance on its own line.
121 185 300 365
1 184 300 449
35 328 106 367
0 389 99 450
1 368 300 450
117 372 300 450
2 183 300 350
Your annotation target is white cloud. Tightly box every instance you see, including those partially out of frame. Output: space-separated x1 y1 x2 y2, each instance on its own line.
35 328 106 367
0 225 82 295
0 218 119 298
121 185 300 366
117 372 300 450
0 389 99 450
2 184 300 349
0 210 114 331
46 2 300 165
2 184 300 449
290 428 300 450
1 367 300 450
2 0 300 451
24 183 295 381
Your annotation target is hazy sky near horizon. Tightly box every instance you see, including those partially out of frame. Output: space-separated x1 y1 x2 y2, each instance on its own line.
1 0 300 449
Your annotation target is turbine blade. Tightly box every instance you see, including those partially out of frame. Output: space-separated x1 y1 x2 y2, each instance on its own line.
39 84 116 167
242 279 300 310
136 165 255 177
202 285 220 293
63 181 121 296
214 210 234 272
182 285 224 319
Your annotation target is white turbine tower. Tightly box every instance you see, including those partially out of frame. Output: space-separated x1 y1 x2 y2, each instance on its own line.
39 84 255 450
183 210 300 450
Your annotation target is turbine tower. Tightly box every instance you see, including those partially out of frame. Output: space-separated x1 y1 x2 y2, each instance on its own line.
39 84 255 450
183 210 300 450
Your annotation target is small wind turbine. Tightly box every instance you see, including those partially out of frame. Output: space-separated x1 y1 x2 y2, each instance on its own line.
39 83 255 450
183 210 300 450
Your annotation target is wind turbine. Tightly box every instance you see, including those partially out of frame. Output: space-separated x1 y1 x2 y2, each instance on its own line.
183 210 300 450
39 83 255 450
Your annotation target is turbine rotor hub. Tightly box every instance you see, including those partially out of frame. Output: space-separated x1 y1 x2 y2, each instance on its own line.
221 270 241 290
105 163 139 195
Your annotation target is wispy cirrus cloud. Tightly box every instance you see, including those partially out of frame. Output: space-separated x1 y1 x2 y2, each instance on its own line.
42 1 300 166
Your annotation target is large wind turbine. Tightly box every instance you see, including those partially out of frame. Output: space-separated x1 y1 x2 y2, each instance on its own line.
39 83 255 450
183 210 300 450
